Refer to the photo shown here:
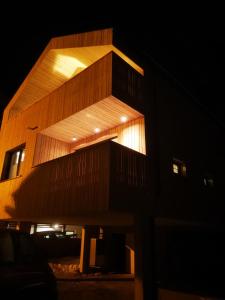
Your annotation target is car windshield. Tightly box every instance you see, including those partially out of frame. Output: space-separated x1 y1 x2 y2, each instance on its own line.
0 232 15 264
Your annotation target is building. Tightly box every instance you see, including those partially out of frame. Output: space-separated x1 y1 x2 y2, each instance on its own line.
0 28 225 300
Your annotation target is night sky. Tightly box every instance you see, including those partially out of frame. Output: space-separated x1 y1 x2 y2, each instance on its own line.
0 9 224 126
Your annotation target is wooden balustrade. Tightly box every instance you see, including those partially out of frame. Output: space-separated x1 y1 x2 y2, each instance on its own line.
16 141 149 218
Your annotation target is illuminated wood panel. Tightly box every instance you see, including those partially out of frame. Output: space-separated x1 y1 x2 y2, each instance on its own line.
33 134 70 166
6 29 143 120
71 117 146 155
1 141 148 220
0 53 112 173
41 96 143 142
34 116 145 166
0 33 146 223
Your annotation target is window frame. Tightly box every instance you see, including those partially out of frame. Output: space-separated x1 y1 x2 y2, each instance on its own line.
1 144 25 181
172 158 187 177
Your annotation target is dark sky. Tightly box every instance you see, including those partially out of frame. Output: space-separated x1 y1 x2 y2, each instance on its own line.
0 9 224 125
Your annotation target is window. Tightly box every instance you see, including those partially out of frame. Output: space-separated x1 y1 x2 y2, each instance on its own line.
1 145 25 180
203 176 214 188
172 158 187 176
172 163 179 174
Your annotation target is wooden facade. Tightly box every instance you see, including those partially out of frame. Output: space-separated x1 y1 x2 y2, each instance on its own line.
8 141 148 220
0 29 146 223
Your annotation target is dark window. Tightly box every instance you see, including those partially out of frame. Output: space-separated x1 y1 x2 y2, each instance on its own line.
203 176 214 187
1 145 25 180
172 158 187 176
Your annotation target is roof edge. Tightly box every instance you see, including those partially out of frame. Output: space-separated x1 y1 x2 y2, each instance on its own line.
5 28 113 111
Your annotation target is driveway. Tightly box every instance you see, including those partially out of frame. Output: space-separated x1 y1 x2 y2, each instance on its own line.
57 280 134 300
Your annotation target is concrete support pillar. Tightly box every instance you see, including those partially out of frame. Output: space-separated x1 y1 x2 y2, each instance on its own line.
134 216 158 300
130 248 135 274
80 225 98 273
89 238 97 266
103 226 126 273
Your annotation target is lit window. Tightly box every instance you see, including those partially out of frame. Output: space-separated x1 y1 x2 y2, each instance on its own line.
1 145 25 180
172 159 187 176
172 163 179 174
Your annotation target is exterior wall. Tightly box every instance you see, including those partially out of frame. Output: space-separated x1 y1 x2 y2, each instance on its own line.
33 134 70 165
0 141 148 222
0 52 145 221
146 65 225 222
112 53 144 114
0 54 112 220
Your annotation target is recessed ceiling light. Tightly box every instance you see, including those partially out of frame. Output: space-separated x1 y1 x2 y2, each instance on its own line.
94 128 100 133
120 116 128 123
72 137 77 141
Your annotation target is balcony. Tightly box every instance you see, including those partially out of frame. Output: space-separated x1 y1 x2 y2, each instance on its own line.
13 141 149 219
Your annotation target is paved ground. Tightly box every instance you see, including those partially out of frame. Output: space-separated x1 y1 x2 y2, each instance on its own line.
57 280 134 300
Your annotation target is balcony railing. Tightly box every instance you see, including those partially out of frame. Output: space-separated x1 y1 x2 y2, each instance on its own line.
14 141 149 218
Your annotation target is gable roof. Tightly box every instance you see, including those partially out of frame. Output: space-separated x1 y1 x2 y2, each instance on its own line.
6 28 143 119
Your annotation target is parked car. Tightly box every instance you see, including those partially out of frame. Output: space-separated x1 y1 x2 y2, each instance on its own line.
32 230 78 239
32 230 66 239
0 229 58 299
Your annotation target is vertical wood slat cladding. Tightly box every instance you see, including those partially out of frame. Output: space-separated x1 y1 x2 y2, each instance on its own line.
71 117 146 155
6 29 113 118
109 142 149 212
0 51 145 220
4 141 147 219
0 54 112 219
50 28 113 49
13 142 111 219
112 53 144 114
0 53 112 156
33 134 70 166
34 117 146 166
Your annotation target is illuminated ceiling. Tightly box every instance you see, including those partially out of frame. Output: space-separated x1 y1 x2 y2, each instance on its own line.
41 96 143 143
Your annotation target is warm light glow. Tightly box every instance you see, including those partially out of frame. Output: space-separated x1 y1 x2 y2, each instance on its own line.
72 137 77 141
53 224 59 229
21 150 25 162
53 54 86 78
121 124 140 152
94 128 100 133
120 116 128 123
173 163 179 174
15 151 20 164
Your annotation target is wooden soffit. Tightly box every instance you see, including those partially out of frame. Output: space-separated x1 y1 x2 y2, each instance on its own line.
41 96 143 143
8 29 144 118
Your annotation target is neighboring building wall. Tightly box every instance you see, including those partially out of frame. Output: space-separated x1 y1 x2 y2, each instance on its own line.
149 66 225 222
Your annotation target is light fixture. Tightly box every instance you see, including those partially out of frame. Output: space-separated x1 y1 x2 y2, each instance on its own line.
53 224 59 229
72 137 77 141
94 128 100 133
120 116 128 123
